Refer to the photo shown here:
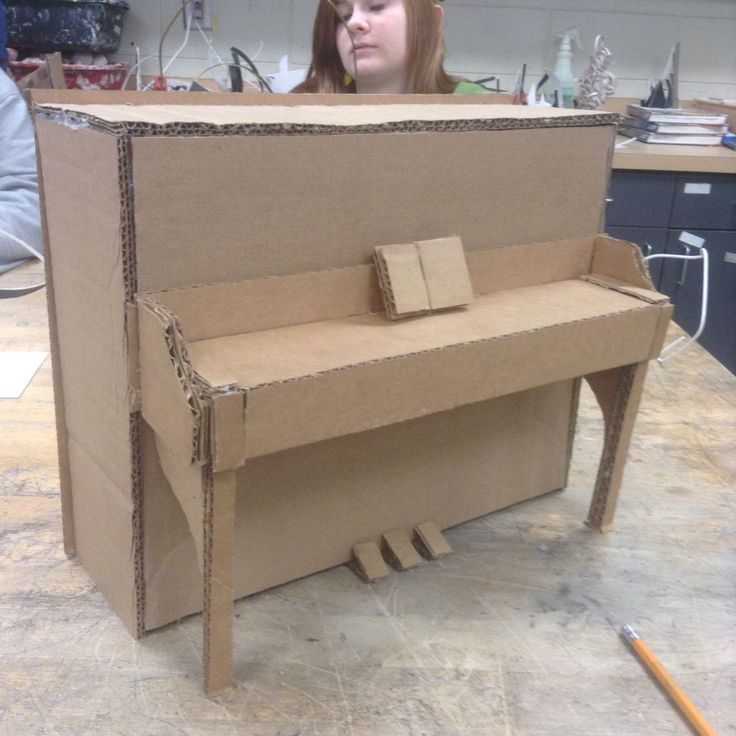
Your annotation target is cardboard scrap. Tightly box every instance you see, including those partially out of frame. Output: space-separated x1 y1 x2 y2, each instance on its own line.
381 529 423 571
413 521 452 560
0 351 48 399
351 541 391 582
374 236 474 319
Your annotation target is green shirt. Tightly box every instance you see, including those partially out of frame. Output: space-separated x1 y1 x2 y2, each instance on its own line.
453 81 489 95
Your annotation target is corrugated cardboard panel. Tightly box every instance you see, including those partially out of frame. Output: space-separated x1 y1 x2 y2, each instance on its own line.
33 123 73 555
187 280 656 389
212 393 246 472
35 120 138 632
67 437 137 634
131 126 613 291
143 382 574 630
148 265 383 342
591 236 653 289
140 421 202 627
240 306 661 459
36 125 131 481
467 238 594 294
51 262 132 479
143 238 597 343
154 434 206 567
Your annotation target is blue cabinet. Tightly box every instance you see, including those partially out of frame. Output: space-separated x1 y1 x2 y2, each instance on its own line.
659 230 736 372
669 174 736 230
606 171 676 227
605 172 676 288
606 170 736 373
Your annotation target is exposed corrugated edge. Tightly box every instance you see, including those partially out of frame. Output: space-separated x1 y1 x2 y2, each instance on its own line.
580 274 670 304
590 365 638 518
201 464 214 687
137 297 213 464
113 130 146 638
373 247 399 318
34 108 620 138
585 362 648 532
564 377 583 490
119 136 137 300
130 413 145 638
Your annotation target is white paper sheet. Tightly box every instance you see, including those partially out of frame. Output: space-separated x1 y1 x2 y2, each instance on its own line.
0 351 48 399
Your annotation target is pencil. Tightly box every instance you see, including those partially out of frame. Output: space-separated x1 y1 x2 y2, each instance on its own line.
621 625 718 736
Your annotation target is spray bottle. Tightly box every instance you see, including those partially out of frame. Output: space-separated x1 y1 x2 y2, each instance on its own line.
554 28 580 108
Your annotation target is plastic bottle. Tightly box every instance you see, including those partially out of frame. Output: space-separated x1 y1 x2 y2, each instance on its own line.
554 28 580 108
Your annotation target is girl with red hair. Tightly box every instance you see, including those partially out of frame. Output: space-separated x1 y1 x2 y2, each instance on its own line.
293 0 486 95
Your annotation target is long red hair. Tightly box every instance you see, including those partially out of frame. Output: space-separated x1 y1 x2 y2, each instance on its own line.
293 0 458 94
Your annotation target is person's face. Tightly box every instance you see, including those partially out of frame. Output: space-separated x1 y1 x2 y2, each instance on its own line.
334 0 409 93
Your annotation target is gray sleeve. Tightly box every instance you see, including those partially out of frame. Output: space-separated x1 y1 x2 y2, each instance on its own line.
0 71 43 266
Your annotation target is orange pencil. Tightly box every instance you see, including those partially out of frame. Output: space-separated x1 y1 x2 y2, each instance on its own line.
621 625 718 736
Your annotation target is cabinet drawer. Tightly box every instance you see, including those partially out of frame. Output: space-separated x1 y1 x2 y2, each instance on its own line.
660 230 736 373
606 171 676 227
670 174 736 230
605 226 667 289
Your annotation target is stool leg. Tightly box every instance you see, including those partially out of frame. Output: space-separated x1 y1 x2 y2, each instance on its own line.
585 361 649 533
203 469 237 696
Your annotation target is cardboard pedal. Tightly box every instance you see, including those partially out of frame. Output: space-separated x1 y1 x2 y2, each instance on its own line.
413 521 452 560
381 529 423 571
351 541 390 582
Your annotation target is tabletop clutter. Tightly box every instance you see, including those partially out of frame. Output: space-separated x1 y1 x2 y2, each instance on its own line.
619 104 730 146
4 0 129 89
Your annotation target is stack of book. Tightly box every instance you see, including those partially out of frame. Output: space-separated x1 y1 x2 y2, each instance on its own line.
619 105 729 145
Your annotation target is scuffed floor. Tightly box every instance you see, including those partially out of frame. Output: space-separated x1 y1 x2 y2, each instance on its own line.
1 282 734 735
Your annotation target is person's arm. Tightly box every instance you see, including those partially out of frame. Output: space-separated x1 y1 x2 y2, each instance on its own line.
0 69 43 268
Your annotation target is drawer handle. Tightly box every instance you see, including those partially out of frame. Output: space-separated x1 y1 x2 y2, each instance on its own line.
677 244 691 286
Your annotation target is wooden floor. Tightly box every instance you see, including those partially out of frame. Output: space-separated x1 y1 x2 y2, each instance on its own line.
1 264 734 735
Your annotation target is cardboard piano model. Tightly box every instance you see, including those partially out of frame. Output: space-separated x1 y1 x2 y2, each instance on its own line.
33 100 672 694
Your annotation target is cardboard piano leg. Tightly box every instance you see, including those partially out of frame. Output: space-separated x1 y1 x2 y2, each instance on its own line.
203 469 236 696
585 361 649 533
154 438 236 694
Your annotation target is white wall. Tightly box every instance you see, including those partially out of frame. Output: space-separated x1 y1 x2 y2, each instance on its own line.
116 0 736 100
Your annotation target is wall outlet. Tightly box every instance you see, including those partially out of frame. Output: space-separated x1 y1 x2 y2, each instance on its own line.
183 0 213 31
